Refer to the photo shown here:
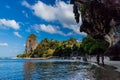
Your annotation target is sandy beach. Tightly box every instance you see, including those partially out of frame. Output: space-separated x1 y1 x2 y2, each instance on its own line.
89 56 120 72
23 57 51 60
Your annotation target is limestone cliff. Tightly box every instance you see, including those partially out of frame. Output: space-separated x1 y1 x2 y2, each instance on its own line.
24 34 38 53
71 0 120 58
71 0 120 46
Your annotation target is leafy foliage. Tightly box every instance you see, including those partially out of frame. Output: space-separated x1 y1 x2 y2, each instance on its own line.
17 53 30 58
32 38 58 57
80 36 109 55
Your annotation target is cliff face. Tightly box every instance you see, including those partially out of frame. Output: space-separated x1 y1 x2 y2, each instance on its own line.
71 0 120 57
71 0 120 46
25 34 38 53
105 25 120 46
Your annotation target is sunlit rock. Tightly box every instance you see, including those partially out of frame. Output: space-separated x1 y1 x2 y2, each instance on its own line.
24 34 38 54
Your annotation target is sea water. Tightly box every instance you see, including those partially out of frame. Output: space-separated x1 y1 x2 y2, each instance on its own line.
0 59 93 80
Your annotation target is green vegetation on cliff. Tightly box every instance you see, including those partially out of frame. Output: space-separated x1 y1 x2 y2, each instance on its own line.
80 36 109 55
53 38 81 57
17 38 81 58
32 38 61 57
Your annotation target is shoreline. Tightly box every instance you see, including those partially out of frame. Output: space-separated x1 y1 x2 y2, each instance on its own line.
25 58 47 60
17 56 120 73
22 57 52 60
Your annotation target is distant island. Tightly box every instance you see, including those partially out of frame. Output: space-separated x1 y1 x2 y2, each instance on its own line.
17 34 81 58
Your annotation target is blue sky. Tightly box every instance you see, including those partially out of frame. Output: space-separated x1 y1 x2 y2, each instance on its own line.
0 0 86 57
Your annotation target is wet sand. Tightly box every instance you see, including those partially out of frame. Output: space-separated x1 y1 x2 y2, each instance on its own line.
88 63 120 80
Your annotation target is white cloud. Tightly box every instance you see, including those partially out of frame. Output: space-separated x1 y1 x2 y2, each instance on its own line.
22 0 86 35
0 19 20 30
32 1 57 21
39 24 57 34
0 43 8 47
22 1 75 23
33 24 73 36
22 1 31 8
14 32 22 38
64 24 87 36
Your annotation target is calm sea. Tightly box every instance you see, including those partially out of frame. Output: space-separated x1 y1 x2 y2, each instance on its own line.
0 59 93 80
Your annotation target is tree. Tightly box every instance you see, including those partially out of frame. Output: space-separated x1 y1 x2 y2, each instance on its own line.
53 38 80 57
80 36 109 55
80 36 109 65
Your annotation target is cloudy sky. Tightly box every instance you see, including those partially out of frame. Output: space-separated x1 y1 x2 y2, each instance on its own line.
0 0 86 57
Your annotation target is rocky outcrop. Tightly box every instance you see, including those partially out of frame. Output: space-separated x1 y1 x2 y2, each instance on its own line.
105 25 120 47
71 0 120 45
25 34 38 53
71 0 120 59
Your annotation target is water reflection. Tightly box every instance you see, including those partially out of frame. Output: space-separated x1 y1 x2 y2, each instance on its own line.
23 60 91 80
23 61 35 80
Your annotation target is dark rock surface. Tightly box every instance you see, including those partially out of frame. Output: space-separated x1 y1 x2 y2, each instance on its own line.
71 0 120 58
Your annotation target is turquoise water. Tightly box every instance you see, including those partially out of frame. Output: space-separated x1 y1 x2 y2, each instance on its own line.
0 59 92 80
